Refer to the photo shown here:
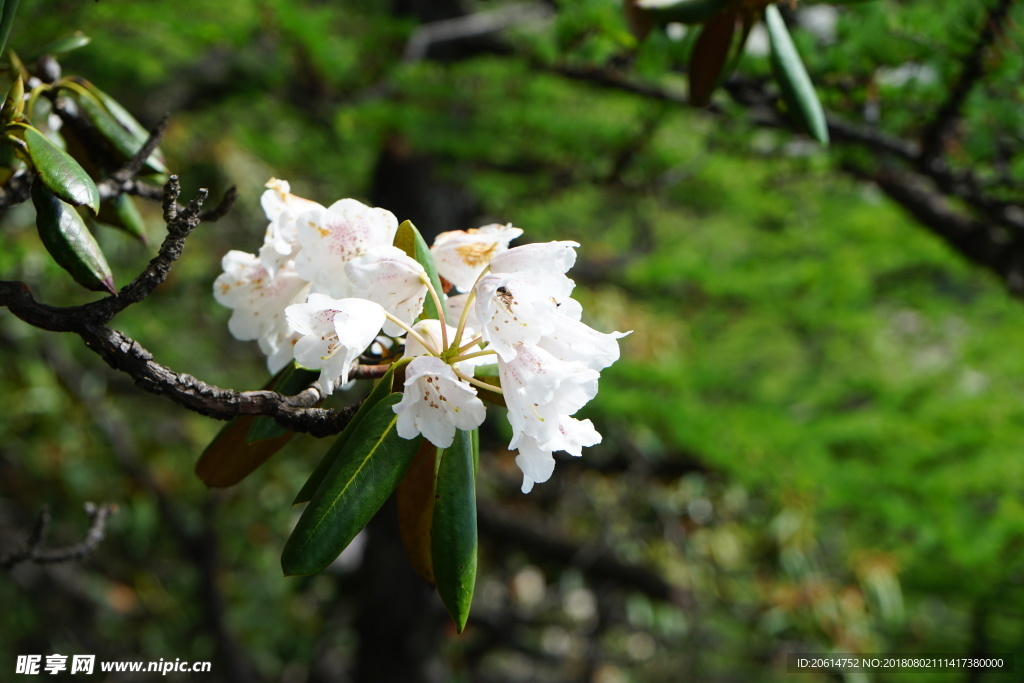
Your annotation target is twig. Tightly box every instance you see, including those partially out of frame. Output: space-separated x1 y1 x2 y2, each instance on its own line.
919 0 1015 164
1 504 118 570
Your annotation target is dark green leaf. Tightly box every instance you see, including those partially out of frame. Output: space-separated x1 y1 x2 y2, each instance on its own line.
394 219 444 320
688 9 738 106
292 360 406 505
96 193 148 243
432 428 478 632
31 179 114 293
282 394 422 576
765 5 829 145
20 124 100 213
0 0 21 58
65 84 168 174
246 364 319 444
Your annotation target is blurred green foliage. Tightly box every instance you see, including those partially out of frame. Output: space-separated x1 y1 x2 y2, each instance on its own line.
2 1 1024 681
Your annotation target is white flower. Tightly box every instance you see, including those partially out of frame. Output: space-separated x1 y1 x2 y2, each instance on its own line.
489 240 579 276
294 198 399 297
213 250 310 373
431 223 523 290
258 178 324 275
393 356 487 448
537 313 629 371
474 271 575 361
345 245 427 336
514 416 601 493
285 294 386 394
498 344 600 450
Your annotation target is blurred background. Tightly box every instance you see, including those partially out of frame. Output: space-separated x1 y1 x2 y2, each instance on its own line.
2 1 1023 681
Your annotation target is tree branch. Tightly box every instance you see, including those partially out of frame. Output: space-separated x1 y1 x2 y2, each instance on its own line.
919 0 1015 163
1 503 118 570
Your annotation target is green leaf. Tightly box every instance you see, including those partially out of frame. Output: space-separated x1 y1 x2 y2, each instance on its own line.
0 0 21 58
397 439 441 586
432 428 478 632
393 219 444 320
28 31 90 59
282 394 422 576
1 76 23 122
64 83 168 174
31 180 114 293
688 9 738 107
292 360 406 505
765 5 829 146
20 124 100 213
636 0 728 25
96 193 148 244
246 364 319 444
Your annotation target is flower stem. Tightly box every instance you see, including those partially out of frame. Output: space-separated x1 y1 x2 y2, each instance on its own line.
451 266 490 350
384 312 439 356
454 368 502 395
457 336 484 355
421 273 449 351
452 349 497 363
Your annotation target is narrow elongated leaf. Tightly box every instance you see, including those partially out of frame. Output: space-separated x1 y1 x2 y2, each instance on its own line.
394 219 444 320
20 124 100 213
292 361 405 505
2 76 24 122
397 439 441 585
0 0 21 58
688 9 738 106
96 193 148 244
282 394 422 576
32 180 114 293
28 31 90 59
765 5 829 145
65 85 168 174
246 364 319 443
636 0 728 25
432 428 478 632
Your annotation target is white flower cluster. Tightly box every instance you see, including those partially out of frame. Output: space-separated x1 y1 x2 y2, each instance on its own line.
215 179 627 492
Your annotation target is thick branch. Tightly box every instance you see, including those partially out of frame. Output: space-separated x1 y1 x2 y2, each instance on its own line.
851 164 1024 295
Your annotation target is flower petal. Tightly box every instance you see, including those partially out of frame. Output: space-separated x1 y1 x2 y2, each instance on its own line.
431 223 523 291
393 356 487 448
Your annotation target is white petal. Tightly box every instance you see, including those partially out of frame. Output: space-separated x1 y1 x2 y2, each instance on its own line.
489 241 579 276
473 273 575 361
294 199 398 297
393 356 487 448
258 179 325 275
499 344 599 448
431 223 523 291
285 296 386 394
345 245 427 336
538 315 630 371
214 251 310 361
514 436 555 494
540 416 601 456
